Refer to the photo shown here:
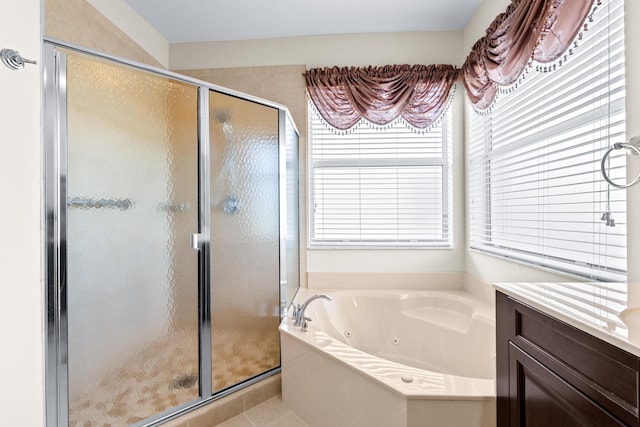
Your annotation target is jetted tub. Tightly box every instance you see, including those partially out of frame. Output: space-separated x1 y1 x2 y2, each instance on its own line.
279 289 496 427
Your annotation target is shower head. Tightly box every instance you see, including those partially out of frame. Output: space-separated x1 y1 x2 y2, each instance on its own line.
212 108 231 124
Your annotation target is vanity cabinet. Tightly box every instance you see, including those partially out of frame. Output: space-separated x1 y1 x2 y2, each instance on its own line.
496 291 640 427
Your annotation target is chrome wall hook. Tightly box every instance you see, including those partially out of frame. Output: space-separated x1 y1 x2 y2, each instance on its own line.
601 136 640 189
1 48 37 71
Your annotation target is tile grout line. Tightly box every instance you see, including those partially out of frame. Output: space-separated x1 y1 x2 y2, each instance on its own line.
263 411 293 427
244 412 259 427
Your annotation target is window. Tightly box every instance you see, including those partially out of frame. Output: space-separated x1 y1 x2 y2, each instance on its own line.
309 106 452 248
469 0 626 281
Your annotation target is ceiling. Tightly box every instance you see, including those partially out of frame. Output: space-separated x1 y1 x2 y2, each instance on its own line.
123 0 483 43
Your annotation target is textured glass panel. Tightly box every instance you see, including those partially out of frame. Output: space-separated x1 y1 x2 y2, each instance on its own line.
65 52 200 426
209 91 280 392
285 116 300 306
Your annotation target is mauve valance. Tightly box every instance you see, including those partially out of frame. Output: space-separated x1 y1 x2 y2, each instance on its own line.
462 0 597 110
305 64 459 130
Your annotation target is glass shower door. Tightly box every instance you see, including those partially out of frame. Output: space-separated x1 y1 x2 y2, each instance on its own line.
45 42 300 426
64 51 200 426
208 91 281 392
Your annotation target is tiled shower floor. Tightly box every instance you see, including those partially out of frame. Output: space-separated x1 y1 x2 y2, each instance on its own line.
69 327 280 426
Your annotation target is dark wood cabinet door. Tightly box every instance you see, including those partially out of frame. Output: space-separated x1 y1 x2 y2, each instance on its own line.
509 343 626 427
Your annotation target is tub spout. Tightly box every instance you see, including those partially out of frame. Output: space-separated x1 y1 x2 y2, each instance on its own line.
292 294 332 332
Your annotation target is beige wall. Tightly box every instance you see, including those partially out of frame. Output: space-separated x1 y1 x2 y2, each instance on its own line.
0 0 44 425
45 0 164 68
177 65 307 142
461 0 510 52
170 31 464 70
85 0 169 67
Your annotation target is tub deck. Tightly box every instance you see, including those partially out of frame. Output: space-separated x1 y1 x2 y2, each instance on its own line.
280 288 496 427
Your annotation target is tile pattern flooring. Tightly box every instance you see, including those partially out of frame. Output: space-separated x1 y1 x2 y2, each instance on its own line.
214 396 309 427
69 326 280 426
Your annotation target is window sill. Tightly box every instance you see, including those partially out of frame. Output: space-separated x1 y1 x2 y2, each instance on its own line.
309 244 454 250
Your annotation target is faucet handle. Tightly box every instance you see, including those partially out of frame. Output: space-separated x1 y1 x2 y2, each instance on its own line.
291 303 302 325
301 316 312 332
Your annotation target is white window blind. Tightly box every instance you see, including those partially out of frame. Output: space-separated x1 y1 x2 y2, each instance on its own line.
469 0 626 281
309 107 452 247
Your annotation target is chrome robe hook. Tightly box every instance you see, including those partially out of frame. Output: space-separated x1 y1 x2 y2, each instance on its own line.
1 48 37 71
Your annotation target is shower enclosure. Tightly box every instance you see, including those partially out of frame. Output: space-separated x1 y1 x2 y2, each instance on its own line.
44 41 300 427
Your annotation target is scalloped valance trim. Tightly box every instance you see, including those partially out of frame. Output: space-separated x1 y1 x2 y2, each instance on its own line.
304 64 459 131
462 0 599 111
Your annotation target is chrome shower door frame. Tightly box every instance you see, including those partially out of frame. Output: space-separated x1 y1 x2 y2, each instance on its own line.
43 41 210 427
43 39 299 427
43 41 69 427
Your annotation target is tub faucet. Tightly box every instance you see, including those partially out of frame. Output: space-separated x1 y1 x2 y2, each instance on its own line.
292 294 332 332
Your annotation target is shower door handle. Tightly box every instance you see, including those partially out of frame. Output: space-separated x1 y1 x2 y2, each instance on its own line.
190 233 202 251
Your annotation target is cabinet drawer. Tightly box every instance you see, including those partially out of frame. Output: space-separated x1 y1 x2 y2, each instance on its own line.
497 292 640 426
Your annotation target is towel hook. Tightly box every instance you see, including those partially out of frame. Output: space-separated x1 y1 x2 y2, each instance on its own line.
601 136 640 189
1 48 37 71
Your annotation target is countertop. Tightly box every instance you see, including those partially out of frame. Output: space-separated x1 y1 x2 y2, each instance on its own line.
494 282 640 357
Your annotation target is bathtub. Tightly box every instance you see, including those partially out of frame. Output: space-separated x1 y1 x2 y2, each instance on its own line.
279 289 496 427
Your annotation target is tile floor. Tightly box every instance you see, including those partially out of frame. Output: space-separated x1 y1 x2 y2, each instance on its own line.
214 395 309 427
